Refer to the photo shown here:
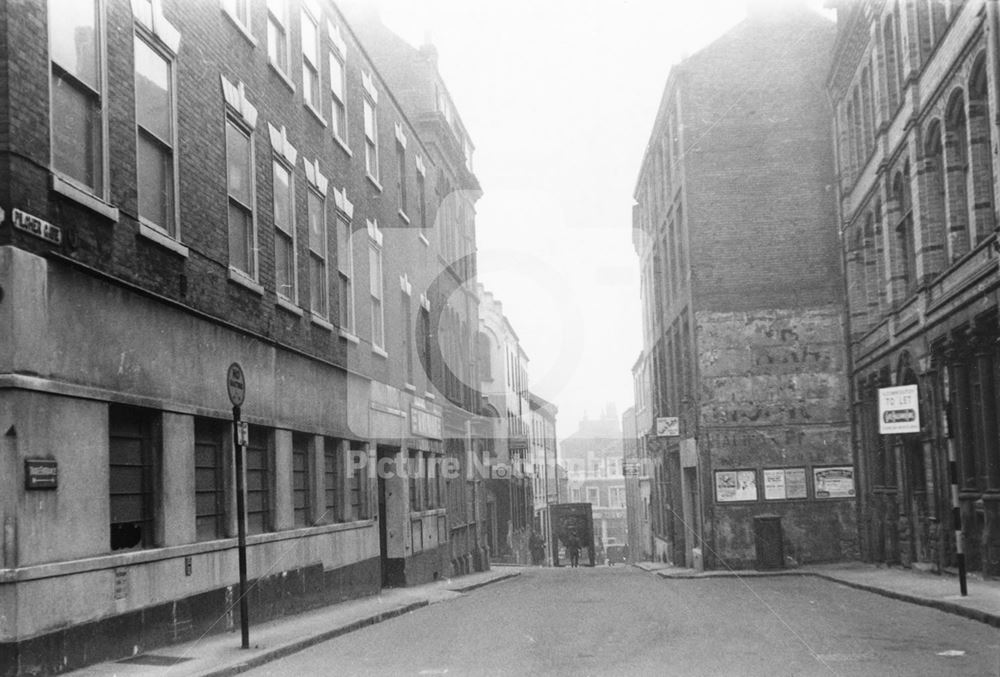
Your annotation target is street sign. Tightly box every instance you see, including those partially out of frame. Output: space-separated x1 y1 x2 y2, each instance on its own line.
227 362 246 406
236 421 249 447
656 417 679 437
878 385 920 434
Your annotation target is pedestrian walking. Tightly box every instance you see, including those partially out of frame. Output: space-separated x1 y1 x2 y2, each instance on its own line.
568 541 580 568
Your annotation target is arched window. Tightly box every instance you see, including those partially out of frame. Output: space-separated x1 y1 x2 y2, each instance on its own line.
892 167 917 297
922 119 947 278
944 90 971 260
862 66 875 154
873 198 887 312
863 211 882 316
849 225 870 333
883 15 901 111
916 1 933 63
967 54 995 242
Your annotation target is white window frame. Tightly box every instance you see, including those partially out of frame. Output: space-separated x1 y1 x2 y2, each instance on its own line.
362 73 380 184
133 21 180 240
304 157 330 321
328 21 348 147
49 0 112 212
222 76 259 283
301 6 322 116
266 0 291 83
272 158 297 303
368 219 385 352
334 188 356 338
221 0 252 39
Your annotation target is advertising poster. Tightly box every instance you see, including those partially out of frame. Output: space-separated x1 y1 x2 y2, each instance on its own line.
785 468 808 499
763 469 786 500
814 466 855 498
715 470 738 502
736 470 757 501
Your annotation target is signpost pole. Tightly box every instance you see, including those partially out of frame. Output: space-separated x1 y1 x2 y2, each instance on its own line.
226 362 251 647
942 367 968 597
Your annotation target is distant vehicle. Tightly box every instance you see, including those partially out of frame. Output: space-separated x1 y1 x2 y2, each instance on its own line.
550 503 595 567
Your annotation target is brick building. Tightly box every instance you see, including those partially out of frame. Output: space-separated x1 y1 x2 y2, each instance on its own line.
630 5 856 570
529 392 559 563
0 1 485 673
623 397 653 563
828 0 1000 576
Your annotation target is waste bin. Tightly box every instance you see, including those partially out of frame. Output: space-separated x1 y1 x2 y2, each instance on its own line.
754 514 784 570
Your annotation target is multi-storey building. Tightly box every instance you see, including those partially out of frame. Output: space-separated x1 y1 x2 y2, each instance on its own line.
0 1 485 673
529 392 559 563
828 0 1000 576
623 397 653 563
476 285 533 563
631 5 855 570
562 407 627 560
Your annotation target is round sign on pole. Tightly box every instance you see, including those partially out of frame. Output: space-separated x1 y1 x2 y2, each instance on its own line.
227 362 246 407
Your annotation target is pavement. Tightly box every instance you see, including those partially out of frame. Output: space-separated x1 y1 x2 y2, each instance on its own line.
66 568 522 677
634 559 1000 628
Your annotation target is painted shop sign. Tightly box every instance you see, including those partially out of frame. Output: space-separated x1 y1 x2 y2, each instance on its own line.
715 469 757 502
814 466 855 499
410 403 442 439
24 458 58 489
878 384 920 434
656 417 679 437
12 208 63 245
763 467 808 500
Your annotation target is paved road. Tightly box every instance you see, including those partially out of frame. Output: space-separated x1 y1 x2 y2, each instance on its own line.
245 566 1000 676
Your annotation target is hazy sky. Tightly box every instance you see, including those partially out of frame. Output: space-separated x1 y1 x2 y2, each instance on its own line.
376 0 830 436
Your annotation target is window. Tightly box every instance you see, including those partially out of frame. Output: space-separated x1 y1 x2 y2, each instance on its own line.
363 96 379 181
323 440 340 523
109 405 158 551
134 35 177 235
246 425 271 534
397 143 408 215
893 170 916 296
194 418 226 541
292 434 311 527
417 169 427 228
587 486 600 506
369 221 385 350
409 451 421 511
222 0 250 31
349 446 367 520
49 0 105 196
330 50 347 142
308 188 328 318
336 215 356 334
266 0 290 75
227 119 256 277
301 8 320 112
419 303 432 383
273 159 297 302
610 487 626 509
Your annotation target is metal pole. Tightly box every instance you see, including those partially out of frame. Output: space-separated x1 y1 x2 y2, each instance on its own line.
232 405 251 647
942 367 968 596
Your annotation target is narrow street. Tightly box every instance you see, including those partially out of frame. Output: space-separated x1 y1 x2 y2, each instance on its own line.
244 567 1000 676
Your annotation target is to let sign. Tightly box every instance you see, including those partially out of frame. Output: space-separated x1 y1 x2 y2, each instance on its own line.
25 458 58 489
878 385 920 434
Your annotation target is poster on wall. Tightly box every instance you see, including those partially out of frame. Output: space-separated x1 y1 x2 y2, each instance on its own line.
763 469 786 500
785 468 808 499
716 469 757 502
814 466 855 498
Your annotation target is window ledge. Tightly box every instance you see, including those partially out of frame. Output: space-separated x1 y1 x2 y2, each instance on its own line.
305 102 327 127
333 134 353 157
138 222 189 257
277 295 304 316
228 268 264 295
366 174 383 192
372 345 388 359
269 61 295 93
310 313 334 331
222 10 256 46
398 209 410 225
51 175 120 222
418 233 430 247
424 392 436 401
339 329 360 344
404 383 416 392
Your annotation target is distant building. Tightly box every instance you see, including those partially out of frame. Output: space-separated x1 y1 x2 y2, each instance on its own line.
828 0 1000 576
561 406 628 558
530 393 559 563
631 5 855 570
622 401 652 563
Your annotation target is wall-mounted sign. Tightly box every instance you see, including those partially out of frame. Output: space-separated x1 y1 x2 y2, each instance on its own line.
763 469 786 500
113 567 129 600
715 469 757 502
24 458 58 490
623 463 640 477
762 467 808 500
656 417 679 437
410 403 442 439
12 208 63 245
814 466 855 499
878 385 919 434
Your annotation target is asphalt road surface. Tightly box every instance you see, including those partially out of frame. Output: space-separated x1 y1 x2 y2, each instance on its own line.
245 566 1000 676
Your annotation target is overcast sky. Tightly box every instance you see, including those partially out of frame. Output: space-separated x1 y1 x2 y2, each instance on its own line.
376 0 831 437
